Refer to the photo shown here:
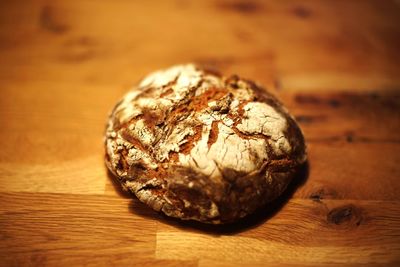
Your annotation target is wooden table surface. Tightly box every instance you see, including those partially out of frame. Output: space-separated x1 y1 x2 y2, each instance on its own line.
1 0 400 266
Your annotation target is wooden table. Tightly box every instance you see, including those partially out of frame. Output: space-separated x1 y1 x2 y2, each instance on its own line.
1 0 399 266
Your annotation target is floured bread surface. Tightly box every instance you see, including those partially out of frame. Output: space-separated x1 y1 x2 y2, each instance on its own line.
105 64 306 224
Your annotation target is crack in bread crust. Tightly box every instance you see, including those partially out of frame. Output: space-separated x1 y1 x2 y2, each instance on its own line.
105 64 307 224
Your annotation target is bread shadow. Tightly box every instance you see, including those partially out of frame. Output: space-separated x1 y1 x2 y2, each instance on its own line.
125 161 309 235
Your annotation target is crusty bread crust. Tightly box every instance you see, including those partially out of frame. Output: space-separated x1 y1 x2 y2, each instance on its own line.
105 64 306 224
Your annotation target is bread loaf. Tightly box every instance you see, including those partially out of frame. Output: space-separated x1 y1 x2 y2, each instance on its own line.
105 64 306 224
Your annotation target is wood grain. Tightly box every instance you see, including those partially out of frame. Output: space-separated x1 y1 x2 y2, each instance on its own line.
0 0 400 266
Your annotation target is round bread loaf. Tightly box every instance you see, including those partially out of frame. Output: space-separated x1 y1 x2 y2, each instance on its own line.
105 64 306 224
